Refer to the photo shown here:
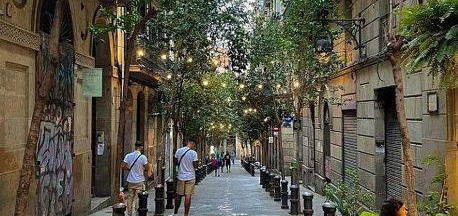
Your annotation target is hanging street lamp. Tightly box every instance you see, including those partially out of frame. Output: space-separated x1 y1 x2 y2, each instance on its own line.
316 8 366 61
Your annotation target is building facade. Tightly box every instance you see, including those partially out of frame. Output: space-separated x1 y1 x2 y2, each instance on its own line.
0 1 164 215
301 0 457 210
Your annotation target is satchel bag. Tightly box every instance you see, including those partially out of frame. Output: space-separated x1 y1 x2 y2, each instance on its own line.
122 154 142 191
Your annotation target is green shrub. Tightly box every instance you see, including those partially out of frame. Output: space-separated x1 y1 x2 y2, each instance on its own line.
418 156 455 215
324 169 376 216
360 211 378 216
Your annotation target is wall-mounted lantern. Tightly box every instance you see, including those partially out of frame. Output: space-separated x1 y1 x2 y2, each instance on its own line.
316 9 366 60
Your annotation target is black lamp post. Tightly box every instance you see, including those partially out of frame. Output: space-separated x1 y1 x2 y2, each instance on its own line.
316 8 366 60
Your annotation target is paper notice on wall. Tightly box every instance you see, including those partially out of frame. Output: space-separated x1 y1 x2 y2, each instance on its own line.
97 143 104 156
82 68 103 97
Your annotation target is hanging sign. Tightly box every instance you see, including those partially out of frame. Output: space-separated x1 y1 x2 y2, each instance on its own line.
82 68 103 97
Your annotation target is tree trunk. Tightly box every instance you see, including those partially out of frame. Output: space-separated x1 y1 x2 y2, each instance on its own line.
113 7 157 198
113 35 134 198
14 99 46 216
14 1 63 215
388 36 418 216
278 127 285 179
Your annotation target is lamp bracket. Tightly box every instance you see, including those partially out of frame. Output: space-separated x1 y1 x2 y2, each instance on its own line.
320 18 366 58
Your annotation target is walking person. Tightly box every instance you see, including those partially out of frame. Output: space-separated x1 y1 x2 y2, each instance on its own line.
121 141 151 216
218 153 225 173
231 151 236 164
210 154 219 177
380 199 408 216
174 140 199 216
224 152 231 173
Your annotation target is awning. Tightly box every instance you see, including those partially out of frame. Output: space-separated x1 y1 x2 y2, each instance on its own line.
129 65 161 88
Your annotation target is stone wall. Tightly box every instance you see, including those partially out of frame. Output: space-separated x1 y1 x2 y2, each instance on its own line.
0 34 37 216
0 0 97 215
301 0 454 208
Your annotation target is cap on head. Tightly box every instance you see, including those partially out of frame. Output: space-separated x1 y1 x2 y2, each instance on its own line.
135 141 143 148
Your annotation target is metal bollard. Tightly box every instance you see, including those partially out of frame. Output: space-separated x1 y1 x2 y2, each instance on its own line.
269 172 276 197
195 167 201 185
289 185 300 215
281 180 289 209
260 167 265 185
165 180 174 209
154 184 165 216
137 191 149 216
264 170 270 191
203 165 207 179
113 202 127 216
302 192 313 216
274 175 281 201
322 202 337 216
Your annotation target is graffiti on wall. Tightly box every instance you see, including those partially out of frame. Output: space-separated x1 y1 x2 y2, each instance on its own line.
36 42 75 216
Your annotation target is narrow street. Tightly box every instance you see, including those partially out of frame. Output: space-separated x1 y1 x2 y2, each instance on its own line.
91 162 329 216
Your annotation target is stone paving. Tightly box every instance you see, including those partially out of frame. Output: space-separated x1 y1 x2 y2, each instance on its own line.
91 162 332 216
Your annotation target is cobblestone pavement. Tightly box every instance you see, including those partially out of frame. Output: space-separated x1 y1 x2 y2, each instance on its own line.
91 162 332 216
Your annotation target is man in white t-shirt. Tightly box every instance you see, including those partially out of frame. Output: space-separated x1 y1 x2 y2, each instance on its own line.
174 140 198 216
122 141 150 216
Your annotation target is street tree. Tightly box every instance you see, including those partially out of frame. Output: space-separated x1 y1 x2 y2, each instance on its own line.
15 1 66 214
387 1 458 214
180 72 242 151
240 16 294 177
138 0 249 180
90 0 158 198
282 0 341 183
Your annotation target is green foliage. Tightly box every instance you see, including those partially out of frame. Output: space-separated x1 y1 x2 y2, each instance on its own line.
238 15 294 141
418 155 455 215
90 0 155 35
360 211 378 216
137 0 248 141
181 72 241 140
238 0 343 141
323 169 376 216
400 0 458 88
283 0 342 92
91 0 249 142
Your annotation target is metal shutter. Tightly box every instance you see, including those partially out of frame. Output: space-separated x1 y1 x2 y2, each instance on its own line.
385 111 403 200
343 112 358 182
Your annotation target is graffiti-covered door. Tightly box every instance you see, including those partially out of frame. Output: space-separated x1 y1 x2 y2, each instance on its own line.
36 42 75 216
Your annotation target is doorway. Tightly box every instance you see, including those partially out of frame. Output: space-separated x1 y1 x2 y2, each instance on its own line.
342 110 357 182
377 87 403 200
35 0 75 215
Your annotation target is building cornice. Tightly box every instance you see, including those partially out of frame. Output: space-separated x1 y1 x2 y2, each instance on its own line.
0 20 95 68
0 20 41 51
331 51 388 79
75 52 95 68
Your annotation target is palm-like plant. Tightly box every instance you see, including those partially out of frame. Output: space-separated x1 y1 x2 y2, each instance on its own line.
400 0 458 87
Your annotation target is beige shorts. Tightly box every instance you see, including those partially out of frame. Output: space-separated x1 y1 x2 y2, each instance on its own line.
176 179 195 196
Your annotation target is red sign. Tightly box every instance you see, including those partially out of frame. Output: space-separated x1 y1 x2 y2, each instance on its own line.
273 127 279 131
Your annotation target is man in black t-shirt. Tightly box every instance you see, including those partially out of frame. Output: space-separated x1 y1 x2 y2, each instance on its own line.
224 152 231 173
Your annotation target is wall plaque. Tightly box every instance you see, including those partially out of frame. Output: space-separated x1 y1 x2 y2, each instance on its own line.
82 68 103 97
